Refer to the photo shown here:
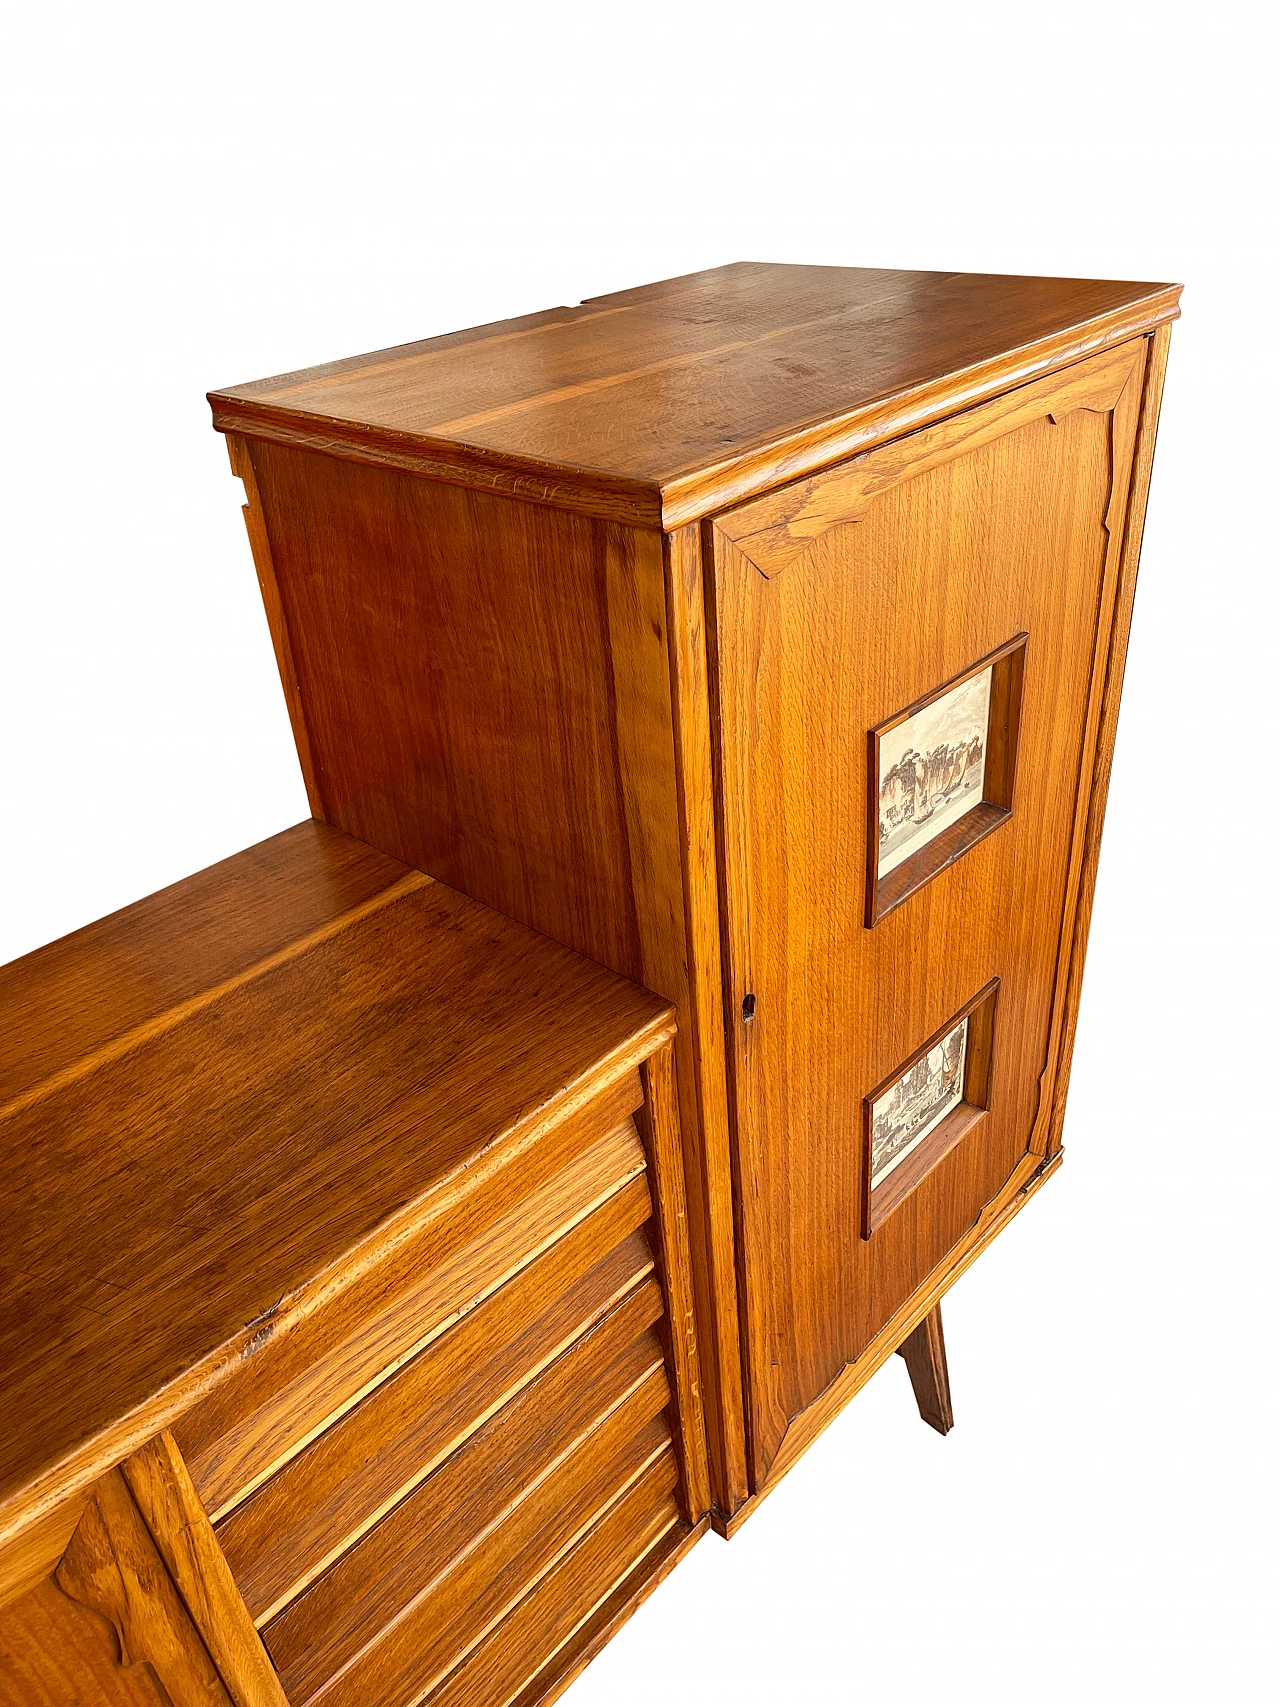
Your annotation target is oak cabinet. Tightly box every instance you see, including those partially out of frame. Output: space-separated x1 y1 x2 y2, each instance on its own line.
0 824 707 1706
208 263 1180 1526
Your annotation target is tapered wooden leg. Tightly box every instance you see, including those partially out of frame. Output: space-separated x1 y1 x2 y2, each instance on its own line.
897 1304 954 1435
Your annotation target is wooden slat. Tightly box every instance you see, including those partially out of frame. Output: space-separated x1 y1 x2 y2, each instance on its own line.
0 822 408 1114
119 1435 288 1707
53 1471 231 1707
306 1428 677 1707
184 1111 645 1517
264 1287 668 1702
425 1456 681 1707
218 1181 655 1623
636 1039 711 1521
506 1520 706 1707
659 523 745 1516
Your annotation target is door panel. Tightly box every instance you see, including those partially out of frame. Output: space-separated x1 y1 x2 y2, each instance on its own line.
710 341 1146 1486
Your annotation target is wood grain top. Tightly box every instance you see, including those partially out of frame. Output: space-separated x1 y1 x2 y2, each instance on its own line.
0 821 671 1532
209 262 1182 528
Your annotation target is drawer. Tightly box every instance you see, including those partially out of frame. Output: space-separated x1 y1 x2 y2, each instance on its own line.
426 1453 682 1707
292 1435 677 1707
217 1172 657 1622
194 1064 690 1707
175 1071 646 1517
262 1283 670 1702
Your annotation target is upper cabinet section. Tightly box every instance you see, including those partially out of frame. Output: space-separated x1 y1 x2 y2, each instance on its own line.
209 263 1182 530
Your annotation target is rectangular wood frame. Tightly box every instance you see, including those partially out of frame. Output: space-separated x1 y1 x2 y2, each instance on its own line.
866 635 1028 925
861 978 1001 1239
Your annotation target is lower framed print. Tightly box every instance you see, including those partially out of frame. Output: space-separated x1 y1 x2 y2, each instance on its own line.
861 978 1001 1238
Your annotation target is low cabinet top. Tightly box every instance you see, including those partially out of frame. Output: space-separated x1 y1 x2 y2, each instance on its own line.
210 262 1181 1525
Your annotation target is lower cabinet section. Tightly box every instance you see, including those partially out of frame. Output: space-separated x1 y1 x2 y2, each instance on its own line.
0 1043 706 1707
425 1461 686 1707
213 1109 686 1707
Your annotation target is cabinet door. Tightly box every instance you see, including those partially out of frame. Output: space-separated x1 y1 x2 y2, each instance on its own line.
710 338 1154 1487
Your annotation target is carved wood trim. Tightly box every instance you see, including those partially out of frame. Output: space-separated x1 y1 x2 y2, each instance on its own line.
1042 323 1174 1156
1027 342 1146 1157
54 1469 232 1707
714 341 1146 581
121 1435 288 1707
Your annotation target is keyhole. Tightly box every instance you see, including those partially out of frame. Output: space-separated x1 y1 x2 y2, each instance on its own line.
741 992 757 1024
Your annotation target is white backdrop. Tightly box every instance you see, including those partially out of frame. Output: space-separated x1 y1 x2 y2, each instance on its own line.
3 5 1276 1702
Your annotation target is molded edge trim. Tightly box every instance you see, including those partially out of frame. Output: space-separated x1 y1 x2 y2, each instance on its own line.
207 402 666 529
711 1148 1063 1537
658 286 1182 529
209 288 1180 534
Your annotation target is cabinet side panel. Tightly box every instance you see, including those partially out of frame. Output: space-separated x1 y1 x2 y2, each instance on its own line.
1045 325 1172 1150
240 443 744 1513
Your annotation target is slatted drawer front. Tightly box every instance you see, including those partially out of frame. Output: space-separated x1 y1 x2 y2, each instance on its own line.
202 1100 682 1706
178 1072 647 1519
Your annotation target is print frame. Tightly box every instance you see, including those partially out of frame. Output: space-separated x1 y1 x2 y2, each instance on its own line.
865 634 1028 926
861 977 1001 1239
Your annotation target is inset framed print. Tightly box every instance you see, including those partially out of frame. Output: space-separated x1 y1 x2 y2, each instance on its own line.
861 978 1000 1238
866 635 1027 925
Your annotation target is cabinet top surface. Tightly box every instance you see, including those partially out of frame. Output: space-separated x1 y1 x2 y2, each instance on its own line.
209 262 1181 528
0 821 670 1525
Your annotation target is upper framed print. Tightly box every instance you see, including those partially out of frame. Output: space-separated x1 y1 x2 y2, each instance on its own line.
865 634 1027 925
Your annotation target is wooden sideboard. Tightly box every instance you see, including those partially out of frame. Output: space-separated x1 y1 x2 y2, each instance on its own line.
209 262 1180 1526
0 823 708 1706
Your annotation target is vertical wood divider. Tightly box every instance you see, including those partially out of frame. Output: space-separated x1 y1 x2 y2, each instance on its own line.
637 1037 712 1523
121 1432 290 1707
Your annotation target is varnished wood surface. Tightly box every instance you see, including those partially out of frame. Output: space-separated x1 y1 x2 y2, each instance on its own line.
0 1572 171 1707
0 821 673 1558
235 444 746 1516
217 1187 656 1623
210 263 1180 529
712 339 1148 1485
213 276 1177 1526
897 1305 954 1435
261 1288 667 1699
181 1113 647 1521
0 821 406 1113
